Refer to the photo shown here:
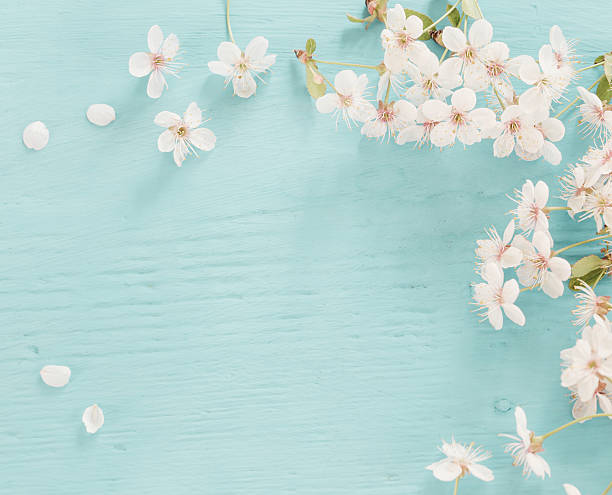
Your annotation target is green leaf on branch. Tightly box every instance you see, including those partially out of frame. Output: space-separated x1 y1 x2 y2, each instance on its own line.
568 255 608 291
596 75 612 104
305 38 316 56
462 0 484 19
595 55 604 64
346 13 376 24
446 3 461 27
404 9 435 40
305 63 326 100
605 53 612 83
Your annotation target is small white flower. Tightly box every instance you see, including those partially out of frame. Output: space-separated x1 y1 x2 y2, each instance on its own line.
473 262 525 330
511 179 549 233
86 104 116 126
515 231 571 298
561 317 612 402
208 36 276 98
560 164 599 214
154 102 216 167
582 181 612 231
82 404 104 434
490 106 544 159
404 51 461 104
361 99 417 140
316 70 376 127
513 107 565 165
563 484 582 495
442 19 494 92
480 41 512 90
475 219 522 269
499 406 551 479
519 45 569 111
129 25 181 99
426 439 494 482
380 5 428 73
23 121 49 151
549 25 577 85
577 86 612 138
583 140 612 176
572 282 611 327
40 365 71 388
421 87 496 147
395 104 439 146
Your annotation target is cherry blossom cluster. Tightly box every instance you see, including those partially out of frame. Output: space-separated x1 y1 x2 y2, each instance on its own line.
295 2 592 166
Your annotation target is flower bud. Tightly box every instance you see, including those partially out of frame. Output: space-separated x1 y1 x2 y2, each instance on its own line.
294 49 309 64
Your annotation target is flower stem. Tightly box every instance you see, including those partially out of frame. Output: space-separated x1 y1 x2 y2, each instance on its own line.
384 80 391 104
493 85 506 110
226 0 235 44
539 413 612 440
311 59 379 70
551 234 612 257
420 0 462 37
453 477 459 495
318 71 337 93
554 78 600 118
543 206 571 212
602 481 612 495
577 61 604 73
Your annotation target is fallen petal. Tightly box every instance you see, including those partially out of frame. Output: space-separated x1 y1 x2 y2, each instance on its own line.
40 365 71 387
86 104 116 126
23 121 49 150
82 404 104 434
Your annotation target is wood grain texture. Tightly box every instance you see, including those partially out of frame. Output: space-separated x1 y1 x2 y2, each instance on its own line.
0 0 610 493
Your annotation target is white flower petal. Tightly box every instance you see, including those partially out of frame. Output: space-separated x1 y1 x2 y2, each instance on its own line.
154 111 181 127
82 404 104 434
147 70 166 99
158 129 176 152
128 52 152 77
316 93 339 114
563 484 582 495
468 19 493 48
183 102 202 128
233 71 257 98
189 128 216 151
493 133 514 157
245 36 269 61
427 459 462 481
40 365 71 387
468 463 494 482
217 41 241 65
147 25 164 53
334 70 358 95
162 33 179 59
208 61 232 77
442 26 467 53
23 121 49 151
86 104 116 127
451 88 476 112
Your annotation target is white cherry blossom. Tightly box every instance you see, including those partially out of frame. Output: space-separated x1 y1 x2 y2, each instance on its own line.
361 99 417 140
475 219 522 268
500 406 551 479
426 439 494 482
514 107 565 165
490 105 544 159
154 102 216 167
515 231 571 298
473 262 525 330
511 179 549 233
404 51 462 104
582 181 612 231
129 25 180 99
208 36 276 98
380 5 428 73
519 45 569 111
316 70 376 127
572 282 611 327
549 25 576 85
571 379 612 421
583 140 612 178
421 88 496 147
560 164 599 214
577 86 612 138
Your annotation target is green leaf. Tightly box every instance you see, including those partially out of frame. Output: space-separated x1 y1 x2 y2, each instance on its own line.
305 63 326 100
568 255 608 291
462 0 484 19
446 3 461 27
595 55 604 64
305 38 316 56
605 53 612 83
346 13 375 24
596 75 612 104
404 9 435 40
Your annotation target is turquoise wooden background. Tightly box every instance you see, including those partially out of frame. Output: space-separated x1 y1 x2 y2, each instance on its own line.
1 0 610 493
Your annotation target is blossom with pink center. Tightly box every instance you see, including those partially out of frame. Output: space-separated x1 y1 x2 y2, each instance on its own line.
515 231 571 298
380 5 428 73
519 45 570 111
490 106 544 159
154 102 216 167
421 88 496 147
480 41 513 92
208 37 276 98
426 439 494 482
441 19 494 92
499 407 551 479
582 181 612 231
561 316 612 402
395 105 439 146
475 219 523 269
129 25 181 99
572 282 611 327
404 50 462 105
560 164 599 214
316 70 376 128
513 107 565 165
576 86 612 138
473 262 525 330
361 99 417 140
583 140 612 177
511 179 549 233
549 25 577 85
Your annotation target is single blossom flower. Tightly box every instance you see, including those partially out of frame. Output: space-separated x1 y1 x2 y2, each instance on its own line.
571 378 612 421
549 25 577 85
515 231 571 298
499 406 551 479
511 179 550 233
395 104 439 146
421 87 496 147
560 164 599 215
490 106 544 159
576 86 612 138
426 439 494 482
473 262 525 330
583 139 612 177
479 41 513 93
380 5 428 73
129 25 180 99
475 219 522 268
404 50 462 104
561 317 612 402
316 70 376 127
208 36 276 98
361 99 417 140
519 45 569 111
582 181 612 231
572 282 611 327
441 19 494 92
513 107 565 165
154 102 216 167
